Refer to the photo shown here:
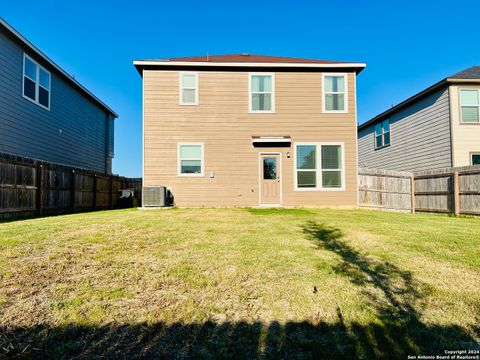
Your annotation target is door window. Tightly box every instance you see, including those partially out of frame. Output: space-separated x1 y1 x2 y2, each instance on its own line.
263 157 277 179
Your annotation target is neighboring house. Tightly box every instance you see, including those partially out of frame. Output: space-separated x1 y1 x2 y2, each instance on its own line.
0 18 117 174
358 66 480 172
134 54 366 207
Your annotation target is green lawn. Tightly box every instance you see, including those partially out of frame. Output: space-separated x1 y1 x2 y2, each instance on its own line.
0 208 479 359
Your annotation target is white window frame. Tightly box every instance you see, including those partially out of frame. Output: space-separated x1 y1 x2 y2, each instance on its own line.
322 73 348 114
249 73 275 113
294 142 346 192
374 119 391 149
459 88 480 123
179 72 198 105
177 142 204 176
471 152 480 166
22 53 51 111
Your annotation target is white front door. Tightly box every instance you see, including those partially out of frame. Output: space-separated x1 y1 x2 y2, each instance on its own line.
260 154 281 205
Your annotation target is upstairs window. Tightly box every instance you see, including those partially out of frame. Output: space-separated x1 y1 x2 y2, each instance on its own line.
178 143 204 176
375 119 390 149
323 74 347 112
295 143 344 190
250 74 274 112
23 53 50 110
460 89 480 123
180 72 198 105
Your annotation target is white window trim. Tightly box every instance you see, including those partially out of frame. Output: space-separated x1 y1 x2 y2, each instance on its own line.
459 88 480 123
294 142 346 192
22 53 51 111
322 73 348 114
177 142 204 176
179 72 199 106
248 73 275 113
374 119 391 149
471 152 480 166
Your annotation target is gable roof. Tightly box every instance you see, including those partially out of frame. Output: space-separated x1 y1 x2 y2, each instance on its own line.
449 66 480 79
134 53 366 74
164 53 355 64
0 17 118 118
358 66 480 131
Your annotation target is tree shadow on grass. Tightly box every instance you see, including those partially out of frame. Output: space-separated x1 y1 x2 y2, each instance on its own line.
301 220 480 357
302 221 419 317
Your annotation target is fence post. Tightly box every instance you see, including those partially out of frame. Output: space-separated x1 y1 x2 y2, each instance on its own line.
70 170 76 213
453 170 460 216
410 175 415 214
93 174 97 211
36 163 44 215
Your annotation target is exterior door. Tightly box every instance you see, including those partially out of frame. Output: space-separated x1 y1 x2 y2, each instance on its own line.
260 154 281 205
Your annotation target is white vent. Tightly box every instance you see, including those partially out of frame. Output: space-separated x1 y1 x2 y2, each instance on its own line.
143 186 166 207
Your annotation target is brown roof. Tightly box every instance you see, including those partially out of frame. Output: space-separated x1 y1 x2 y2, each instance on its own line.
164 53 354 65
133 53 366 75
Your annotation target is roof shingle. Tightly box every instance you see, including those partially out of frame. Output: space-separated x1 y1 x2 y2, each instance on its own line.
449 66 480 79
163 53 353 65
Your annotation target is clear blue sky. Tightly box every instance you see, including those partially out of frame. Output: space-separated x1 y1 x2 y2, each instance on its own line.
3 0 479 177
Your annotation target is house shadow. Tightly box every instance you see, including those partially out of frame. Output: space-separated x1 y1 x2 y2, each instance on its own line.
1 222 478 359
1 318 478 359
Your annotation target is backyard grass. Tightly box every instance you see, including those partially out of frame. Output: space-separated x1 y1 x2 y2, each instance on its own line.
0 208 479 359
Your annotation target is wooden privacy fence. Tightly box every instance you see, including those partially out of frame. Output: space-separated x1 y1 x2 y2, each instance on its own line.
359 166 480 215
0 153 142 218
358 168 414 213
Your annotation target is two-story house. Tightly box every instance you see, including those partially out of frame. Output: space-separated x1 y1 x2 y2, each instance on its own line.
134 54 366 207
0 17 117 174
358 66 480 172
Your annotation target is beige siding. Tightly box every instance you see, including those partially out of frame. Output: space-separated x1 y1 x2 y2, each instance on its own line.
449 85 480 167
143 70 358 207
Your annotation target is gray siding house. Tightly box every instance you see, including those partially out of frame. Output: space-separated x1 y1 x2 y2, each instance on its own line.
0 18 117 174
358 66 480 172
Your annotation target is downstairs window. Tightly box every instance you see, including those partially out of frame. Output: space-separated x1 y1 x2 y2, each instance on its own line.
178 143 204 176
295 143 344 190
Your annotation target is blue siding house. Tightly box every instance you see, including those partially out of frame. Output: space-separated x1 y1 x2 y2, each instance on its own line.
0 18 117 174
